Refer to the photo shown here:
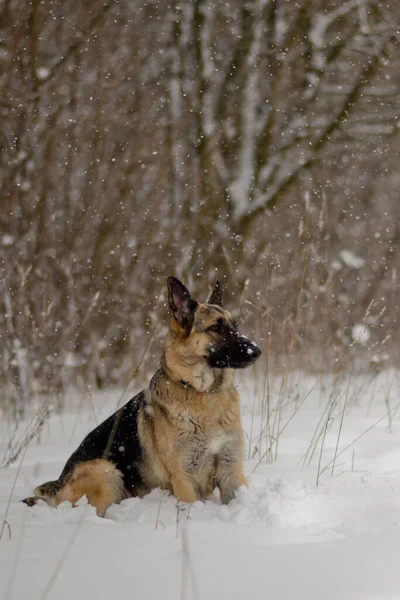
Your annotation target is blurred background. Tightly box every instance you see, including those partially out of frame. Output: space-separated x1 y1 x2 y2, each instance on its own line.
1 0 400 414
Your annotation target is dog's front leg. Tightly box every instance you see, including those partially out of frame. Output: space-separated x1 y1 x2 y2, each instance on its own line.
215 441 247 504
170 471 198 503
217 465 247 504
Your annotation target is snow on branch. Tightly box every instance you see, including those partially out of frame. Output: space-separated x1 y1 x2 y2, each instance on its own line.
309 0 367 69
229 2 264 219
236 32 394 230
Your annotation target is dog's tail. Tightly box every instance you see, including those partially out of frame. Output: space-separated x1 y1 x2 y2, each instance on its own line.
22 480 60 508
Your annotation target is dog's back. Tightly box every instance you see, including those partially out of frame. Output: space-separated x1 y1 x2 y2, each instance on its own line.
26 392 147 515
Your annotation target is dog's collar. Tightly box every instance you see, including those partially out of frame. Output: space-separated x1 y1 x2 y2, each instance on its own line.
179 378 221 394
158 365 194 390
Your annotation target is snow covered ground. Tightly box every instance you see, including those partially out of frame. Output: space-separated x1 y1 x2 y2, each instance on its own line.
2 369 400 600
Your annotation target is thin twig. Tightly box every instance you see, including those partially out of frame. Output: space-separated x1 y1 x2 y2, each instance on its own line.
0 435 32 541
331 373 352 475
41 518 84 600
316 414 334 487
253 378 320 472
155 492 164 530
180 526 200 600
86 384 98 426
37 1 115 87
319 401 400 479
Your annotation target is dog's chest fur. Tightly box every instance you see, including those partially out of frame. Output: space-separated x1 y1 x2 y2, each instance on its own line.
169 405 235 465
148 374 242 476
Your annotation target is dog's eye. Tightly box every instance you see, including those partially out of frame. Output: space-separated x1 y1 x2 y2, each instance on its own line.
208 318 225 333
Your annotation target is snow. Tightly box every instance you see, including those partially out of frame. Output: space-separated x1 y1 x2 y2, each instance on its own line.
339 249 366 269
1 235 14 247
36 67 50 80
351 324 371 345
2 371 400 599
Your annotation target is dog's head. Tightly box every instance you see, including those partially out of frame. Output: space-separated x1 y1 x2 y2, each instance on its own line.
165 277 261 388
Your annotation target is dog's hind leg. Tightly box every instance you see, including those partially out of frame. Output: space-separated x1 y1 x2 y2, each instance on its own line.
23 459 127 517
54 459 128 516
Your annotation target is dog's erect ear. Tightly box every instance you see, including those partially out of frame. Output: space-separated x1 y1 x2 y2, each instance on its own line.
167 277 198 332
207 280 223 307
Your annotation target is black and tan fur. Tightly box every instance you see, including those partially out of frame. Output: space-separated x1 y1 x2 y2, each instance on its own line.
23 277 261 516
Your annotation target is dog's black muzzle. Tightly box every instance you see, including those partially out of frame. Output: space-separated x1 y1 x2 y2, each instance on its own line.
207 333 262 369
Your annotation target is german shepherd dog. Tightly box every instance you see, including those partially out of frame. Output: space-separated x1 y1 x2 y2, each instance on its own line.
23 277 261 516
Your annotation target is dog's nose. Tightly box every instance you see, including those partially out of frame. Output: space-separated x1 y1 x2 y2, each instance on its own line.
246 342 261 361
238 338 262 364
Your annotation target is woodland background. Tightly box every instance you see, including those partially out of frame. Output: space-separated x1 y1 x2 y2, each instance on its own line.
1 0 400 413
